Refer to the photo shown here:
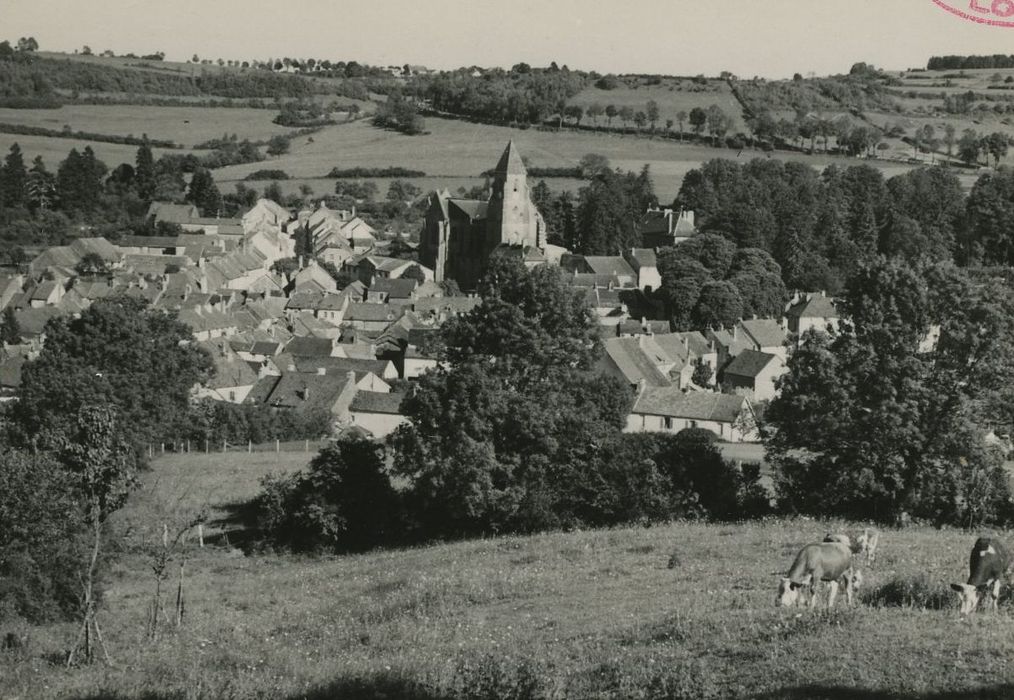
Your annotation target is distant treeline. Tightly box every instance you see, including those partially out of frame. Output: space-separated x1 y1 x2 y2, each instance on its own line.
483 165 583 178
244 169 289 180
326 166 425 178
0 52 381 107
927 55 1014 70
413 66 588 125
0 121 178 147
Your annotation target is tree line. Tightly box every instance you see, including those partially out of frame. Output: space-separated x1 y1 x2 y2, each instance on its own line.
927 54 1014 70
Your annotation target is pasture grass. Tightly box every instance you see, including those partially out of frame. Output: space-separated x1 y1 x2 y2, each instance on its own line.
212 116 924 201
3 451 1014 698
0 105 294 148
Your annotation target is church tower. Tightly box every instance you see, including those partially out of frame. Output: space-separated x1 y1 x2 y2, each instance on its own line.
486 140 545 249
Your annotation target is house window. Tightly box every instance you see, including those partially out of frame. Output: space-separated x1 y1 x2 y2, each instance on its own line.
229 391 236 402
664 416 672 430
690 420 697 429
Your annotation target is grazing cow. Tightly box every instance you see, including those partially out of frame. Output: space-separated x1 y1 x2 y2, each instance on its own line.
777 539 858 609
950 537 1012 614
857 528 880 566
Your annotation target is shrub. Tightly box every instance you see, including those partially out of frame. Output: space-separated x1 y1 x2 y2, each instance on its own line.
252 436 401 552
244 169 290 181
0 450 87 622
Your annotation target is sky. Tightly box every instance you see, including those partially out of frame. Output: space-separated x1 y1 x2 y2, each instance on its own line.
6 0 1014 78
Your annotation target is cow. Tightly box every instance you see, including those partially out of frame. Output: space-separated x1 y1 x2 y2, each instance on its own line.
777 538 859 609
950 537 1012 614
857 528 880 566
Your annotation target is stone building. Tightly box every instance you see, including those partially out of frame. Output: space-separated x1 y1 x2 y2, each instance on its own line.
419 141 546 289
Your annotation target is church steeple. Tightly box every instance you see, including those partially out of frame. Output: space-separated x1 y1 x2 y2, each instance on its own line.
493 140 526 176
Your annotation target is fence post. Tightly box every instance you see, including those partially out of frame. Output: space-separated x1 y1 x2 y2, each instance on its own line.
205 439 209 454
248 440 252 453
161 442 164 455
187 440 190 453
275 439 279 453
197 523 204 549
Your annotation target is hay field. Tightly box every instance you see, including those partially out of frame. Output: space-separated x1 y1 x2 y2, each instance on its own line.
0 105 295 148
3 451 1014 699
569 80 748 134
0 133 188 169
213 116 920 201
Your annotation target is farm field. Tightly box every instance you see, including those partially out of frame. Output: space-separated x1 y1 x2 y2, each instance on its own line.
3 452 1014 699
0 105 295 148
569 80 747 134
0 132 188 170
213 116 924 201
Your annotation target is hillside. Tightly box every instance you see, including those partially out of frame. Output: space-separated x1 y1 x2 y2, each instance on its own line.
2 452 1013 699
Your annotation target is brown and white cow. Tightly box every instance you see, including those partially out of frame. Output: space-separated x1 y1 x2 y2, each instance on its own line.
951 537 1012 614
777 538 859 609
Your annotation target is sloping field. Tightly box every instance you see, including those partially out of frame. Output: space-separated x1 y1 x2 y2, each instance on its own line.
3 451 1014 699
0 105 295 148
0 133 188 169
213 116 922 201
569 80 748 134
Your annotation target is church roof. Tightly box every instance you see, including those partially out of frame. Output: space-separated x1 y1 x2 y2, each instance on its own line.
449 199 488 220
493 140 526 175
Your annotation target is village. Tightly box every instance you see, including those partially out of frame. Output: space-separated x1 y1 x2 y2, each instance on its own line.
0 141 843 446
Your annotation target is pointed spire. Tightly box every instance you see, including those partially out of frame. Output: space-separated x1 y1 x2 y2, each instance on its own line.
493 140 526 175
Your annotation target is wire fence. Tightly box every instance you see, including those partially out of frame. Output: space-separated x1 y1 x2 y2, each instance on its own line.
146 438 331 457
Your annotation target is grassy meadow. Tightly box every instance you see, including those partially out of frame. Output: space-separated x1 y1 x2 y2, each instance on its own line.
2 451 1014 699
0 105 295 148
213 116 924 202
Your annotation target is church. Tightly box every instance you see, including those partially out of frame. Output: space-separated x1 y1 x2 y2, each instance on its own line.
419 141 547 290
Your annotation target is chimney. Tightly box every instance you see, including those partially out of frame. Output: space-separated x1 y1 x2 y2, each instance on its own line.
298 255 305 269
347 370 356 385
732 325 738 340
287 363 296 372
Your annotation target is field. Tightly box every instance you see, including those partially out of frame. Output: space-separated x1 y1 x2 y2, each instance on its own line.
569 80 748 134
212 116 924 202
0 133 188 171
0 105 296 148
3 451 1014 699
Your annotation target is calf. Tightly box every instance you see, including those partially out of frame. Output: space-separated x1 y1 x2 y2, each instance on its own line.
950 537 1012 614
857 528 880 566
777 539 858 609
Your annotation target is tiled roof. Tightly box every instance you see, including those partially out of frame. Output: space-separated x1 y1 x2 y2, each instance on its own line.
602 337 671 387
147 202 199 224
585 256 636 278
285 336 334 357
350 390 406 415
633 388 747 422
345 302 403 323
370 277 417 299
628 248 657 268
291 356 391 377
449 199 488 220
722 349 779 379
738 319 787 350
785 292 838 319
493 140 526 175
262 372 352 411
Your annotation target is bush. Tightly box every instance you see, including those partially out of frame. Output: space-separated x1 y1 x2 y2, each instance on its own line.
0 450 87 622
252 436 401 552
244 169 290 181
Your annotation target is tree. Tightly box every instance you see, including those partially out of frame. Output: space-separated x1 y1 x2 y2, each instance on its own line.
586 102 604 126
134 138 155 200
25 155 55 211
1 143 28 209
16 37 38 52
56 147 105 212
0 305 20 344
963 168 1014 264
387 179 421 203
646 100 660 133
676 110 688 141
958 129 981 165
254 436 401 552
604 104 617 127
633 110 647 133
74 252 110 277
615 105 633 131
564 104 584 126
390 257 633 537
62 405 136 665
266 134 290 157
768 260 1014 525
693 280 743 328
944 124 956 156
985 132 1010 168
15 296 212 451
186 168 222 217
577 153 611 179
263 181 284 205
0 449 85 623
705 105 731 146
689 107 707 137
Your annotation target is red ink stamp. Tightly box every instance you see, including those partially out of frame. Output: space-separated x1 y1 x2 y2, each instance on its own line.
933 0 1014 26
